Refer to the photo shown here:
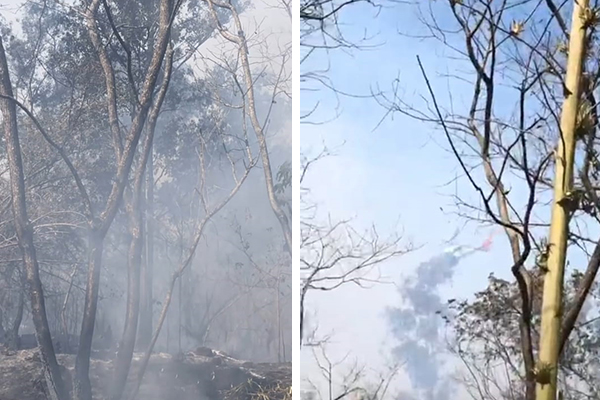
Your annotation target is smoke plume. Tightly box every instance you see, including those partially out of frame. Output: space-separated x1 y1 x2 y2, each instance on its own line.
386 237 493 400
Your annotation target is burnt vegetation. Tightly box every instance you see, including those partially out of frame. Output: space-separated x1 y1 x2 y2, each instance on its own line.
0 1 291 400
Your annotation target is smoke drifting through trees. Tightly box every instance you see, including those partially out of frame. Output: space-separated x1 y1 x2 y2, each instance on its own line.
0 0 290 399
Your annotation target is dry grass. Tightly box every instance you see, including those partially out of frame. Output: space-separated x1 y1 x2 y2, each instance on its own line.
222 378 292 400
0 347 292 400
222 363 292 400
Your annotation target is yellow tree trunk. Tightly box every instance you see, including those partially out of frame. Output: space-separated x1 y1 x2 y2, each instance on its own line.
537 2 590 400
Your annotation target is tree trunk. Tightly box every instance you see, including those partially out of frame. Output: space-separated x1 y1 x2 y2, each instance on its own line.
205 1 292 254
109 205 144 400
0 306 4 343
7 278 24 350
110 41 174 400
73 2 175 398
276 274 282 363
0 34 68 400
138 150 154 350
73 229 104 400
129 163 253 399
537 2 589 400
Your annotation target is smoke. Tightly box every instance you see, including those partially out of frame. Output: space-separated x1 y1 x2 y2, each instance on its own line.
386 242 490 400
0 0 291 365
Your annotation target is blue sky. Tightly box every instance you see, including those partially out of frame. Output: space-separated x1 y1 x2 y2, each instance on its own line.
300 1 555 397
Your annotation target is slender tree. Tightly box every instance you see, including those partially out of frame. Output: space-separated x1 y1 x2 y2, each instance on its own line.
0 35 69 400
377 0 600 398
109 41 175 400
206 0 293 254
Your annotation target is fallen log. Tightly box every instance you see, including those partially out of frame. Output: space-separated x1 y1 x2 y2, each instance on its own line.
0 345 291 400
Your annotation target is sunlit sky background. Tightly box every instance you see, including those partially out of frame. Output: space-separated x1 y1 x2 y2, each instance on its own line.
300 1 567 397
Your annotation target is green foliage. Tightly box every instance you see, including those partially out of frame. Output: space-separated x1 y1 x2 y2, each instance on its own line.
274 161 292 194
447 269 600 399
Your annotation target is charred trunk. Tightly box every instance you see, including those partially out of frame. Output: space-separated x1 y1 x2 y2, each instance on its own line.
110 202 144 400
0 34 68 400
73 229 104 400
6 282 24 350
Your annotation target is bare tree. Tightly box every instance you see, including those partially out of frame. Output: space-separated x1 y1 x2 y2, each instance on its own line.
130 130 257 399
300 150 409 346
0 2 290 399
0 1 179 398
299 0 410 384
304 342 401 400
377 0 600 398
0 34 69 400
109 40 175 400
206 0 292 254
71 2 178 398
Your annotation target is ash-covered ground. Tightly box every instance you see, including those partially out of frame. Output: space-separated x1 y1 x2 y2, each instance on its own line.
0 346 291 400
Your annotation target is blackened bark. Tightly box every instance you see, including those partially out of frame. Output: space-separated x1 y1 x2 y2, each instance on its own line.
110 43 173 400
206 0 292 254
74 2 176 399
0 34 68 400
109 209 143 400
73 229 104 400
7 279 24 350
129 163 253 400
0 307 4 343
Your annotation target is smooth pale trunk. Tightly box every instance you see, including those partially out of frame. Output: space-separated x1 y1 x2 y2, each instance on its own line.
536 2 589 400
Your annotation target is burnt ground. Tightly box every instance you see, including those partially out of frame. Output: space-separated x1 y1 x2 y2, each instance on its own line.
0 346 291 400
